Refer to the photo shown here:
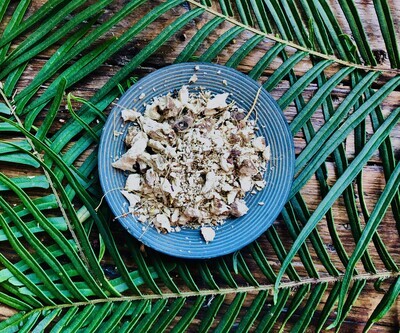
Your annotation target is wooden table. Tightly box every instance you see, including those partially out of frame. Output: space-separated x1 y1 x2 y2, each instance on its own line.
1 0 399 331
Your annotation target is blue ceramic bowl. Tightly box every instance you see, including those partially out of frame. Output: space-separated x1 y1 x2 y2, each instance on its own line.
98 62 294 259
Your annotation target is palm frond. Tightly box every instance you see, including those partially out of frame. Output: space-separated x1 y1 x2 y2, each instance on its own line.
0 0 399 331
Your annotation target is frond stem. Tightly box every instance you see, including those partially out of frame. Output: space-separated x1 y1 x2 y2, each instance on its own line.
186 0 400 74
0 85 91 271
20 270 400 312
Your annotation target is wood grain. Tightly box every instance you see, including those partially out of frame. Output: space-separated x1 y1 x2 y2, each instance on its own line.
0 0 399 331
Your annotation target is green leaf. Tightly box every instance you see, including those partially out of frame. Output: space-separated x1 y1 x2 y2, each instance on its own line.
0 0 30 61
235 252 259 286
149 298 186 332
82 303 113 332
336 0 377 65
13 14 99 113
36 78 66 140
226 34 264 68
263 51 307 91
199 26 244 62
278 60 332 109
3 63 27 97
0 0 11 25
315 281 341 332
0 146 111 298
0 252 45 308
364 277 400 332
20 38 116 117
98 301 132 332
266 227 300 281
0 0 69 48
131 299 168 333
66 92 99 142
199 294 226 333
31 309 61 333
275 106 400 298
4 0 109 64
262 0 293 40
247 0 271 33
50 306 79 333
0 102 11 115
289 66 354 134
248 43 285 80
332 160 400 328
0 152 40 167
175 17 224 63
214 258 236 288
87 4 203 109
62 304 95 331
13 0 148 104
218 0 234 16
236 290 268 332
198 262 220 290
291 283 328 332
235 0 254 26
248 242 276 283
18 310 40 333
214 293 247 332
0 197 88 302
0 175 48 191
170 296 206 333
177 264 199 291
278 284 311 332
1 1 399 331
334 279 366 331
255 288 291 333
292 75 399 196
0 211 62 305
372 0 400 68
282 204 319 278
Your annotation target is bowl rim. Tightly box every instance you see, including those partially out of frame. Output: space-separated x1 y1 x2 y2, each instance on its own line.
98 62 295 259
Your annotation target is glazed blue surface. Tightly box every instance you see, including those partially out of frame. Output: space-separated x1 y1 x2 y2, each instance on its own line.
98 62 294 259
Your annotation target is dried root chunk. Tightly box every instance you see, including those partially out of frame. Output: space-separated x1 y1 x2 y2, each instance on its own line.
155 214 172 232
112 87 271 242
112 132 148 171
201 171 219 193
201 227 215 243
252 136 266 151
263 145 271 161
141 116 173 141
206 92 229 109
144 104 161 120
230 199 249 217
239 176 253 192
121 109 141 122
126 174 141 192
179 85 189 105
125 126 140 146
121 191 140 212
189 74 198 84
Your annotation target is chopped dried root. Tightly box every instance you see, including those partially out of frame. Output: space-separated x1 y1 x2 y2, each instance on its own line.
112 86 270 242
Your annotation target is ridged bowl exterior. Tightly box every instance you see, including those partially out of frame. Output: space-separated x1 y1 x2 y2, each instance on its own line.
98 62 294 259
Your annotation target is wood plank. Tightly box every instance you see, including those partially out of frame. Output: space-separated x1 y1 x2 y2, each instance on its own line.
0 0 399 331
